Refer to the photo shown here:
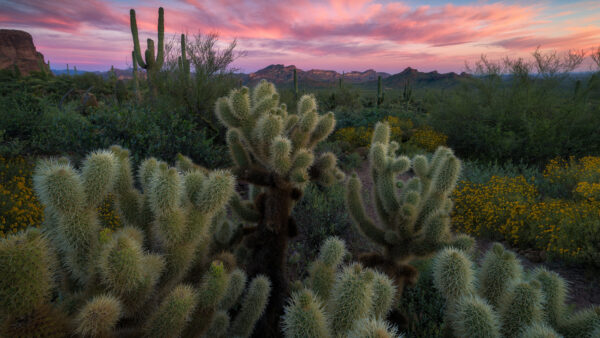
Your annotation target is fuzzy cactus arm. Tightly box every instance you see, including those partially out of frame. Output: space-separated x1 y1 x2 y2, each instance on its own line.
129 9 147 68
228 275 271 337
450 295 501 338
219 269 247 310
230 193 261 222
282 289 331 338
346 174 387 246
0 229 55 318
328 264 375 336
75 295 123 337
227 129 253 168
80 150 117 208
143 284 198 338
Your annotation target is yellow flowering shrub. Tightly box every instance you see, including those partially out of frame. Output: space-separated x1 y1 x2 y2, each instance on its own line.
407 126 448 152
97 193 122 230
334 126 373 148
0 156 44 237
452 176 537 240
333 116 446 152
543 156 600 198
453 164 600 266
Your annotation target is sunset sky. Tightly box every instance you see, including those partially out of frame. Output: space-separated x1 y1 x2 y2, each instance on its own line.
2 0 600 73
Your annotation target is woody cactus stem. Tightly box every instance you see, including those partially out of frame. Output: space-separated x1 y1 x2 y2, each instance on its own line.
130 7 164 77
377 75 384 107
132 51 139 97
215 80 344 337
346 121 473 295
293 68 298 101
178 34 190 75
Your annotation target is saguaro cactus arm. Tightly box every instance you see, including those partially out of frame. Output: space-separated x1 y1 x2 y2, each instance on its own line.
130 7 164 71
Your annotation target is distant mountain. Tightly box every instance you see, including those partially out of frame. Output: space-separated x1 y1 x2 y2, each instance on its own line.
47 64 470 89
244 64 391 87
382 67 471 88
242 64 469 89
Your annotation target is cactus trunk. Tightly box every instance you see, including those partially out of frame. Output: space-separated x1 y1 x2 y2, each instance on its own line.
293 68 298 101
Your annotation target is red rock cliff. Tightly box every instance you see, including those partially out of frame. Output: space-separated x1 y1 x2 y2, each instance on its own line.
0 29 49 75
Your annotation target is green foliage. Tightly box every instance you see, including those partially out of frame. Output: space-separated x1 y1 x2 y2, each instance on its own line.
425 55 600 166
433 243 600 337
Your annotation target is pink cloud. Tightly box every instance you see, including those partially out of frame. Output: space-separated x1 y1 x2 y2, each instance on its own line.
1 0 599 73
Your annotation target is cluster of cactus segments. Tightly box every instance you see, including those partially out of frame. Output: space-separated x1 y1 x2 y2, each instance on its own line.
282 237 403 338
178 33 190 75
377 75 384 107
346 121 474 287
130 7 164 76
216 79 344 189
433 243 600 338
216 80 345 336
0 147 270 337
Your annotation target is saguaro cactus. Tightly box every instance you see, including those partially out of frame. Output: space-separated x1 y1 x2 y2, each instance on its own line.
132 50 139 98
293 68 298 101
130 7 164 78
178 33 190 75
346 121 473 293
215 80 344 336
282 238 400 338
377 75 384 107
0 147 270 337
433 243 600 338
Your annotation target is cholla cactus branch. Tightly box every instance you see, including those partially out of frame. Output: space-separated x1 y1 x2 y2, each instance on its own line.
433 243 600 338
214 81 344 336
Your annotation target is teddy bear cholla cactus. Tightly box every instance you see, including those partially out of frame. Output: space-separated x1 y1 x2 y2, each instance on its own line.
282 238 402 338
215 80 344 336
0 147 270 337
346 121 473 292
433 243 600 338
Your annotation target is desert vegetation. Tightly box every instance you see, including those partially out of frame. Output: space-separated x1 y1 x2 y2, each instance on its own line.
1 5 600 338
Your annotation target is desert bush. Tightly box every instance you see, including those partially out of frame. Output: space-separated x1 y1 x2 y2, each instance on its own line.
426 51 600 166
292 183 352 264
398 259 446 337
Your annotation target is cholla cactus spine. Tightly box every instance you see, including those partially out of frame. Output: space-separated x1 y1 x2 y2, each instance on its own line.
433 244 600 338
216 81 344 335
283 238 399 338
7 147 269 337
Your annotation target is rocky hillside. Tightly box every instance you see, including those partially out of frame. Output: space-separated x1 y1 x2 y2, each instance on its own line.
242 64 469 88
0 29 49 75
382 67 471 88
245 64 391 86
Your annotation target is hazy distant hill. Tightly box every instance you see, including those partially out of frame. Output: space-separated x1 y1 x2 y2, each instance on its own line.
241 64 470 89
380 67 471 88
243 64 391 87
50 64 471 89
